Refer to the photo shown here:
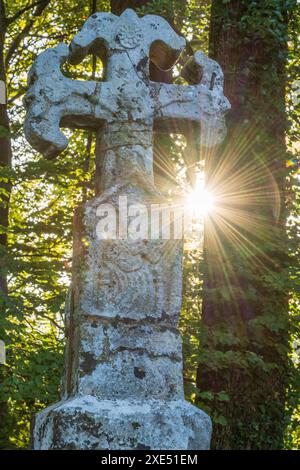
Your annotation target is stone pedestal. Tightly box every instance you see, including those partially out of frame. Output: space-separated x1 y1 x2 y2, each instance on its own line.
33 398 211 450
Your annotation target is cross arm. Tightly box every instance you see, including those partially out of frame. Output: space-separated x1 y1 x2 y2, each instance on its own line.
23 43 112 159
153 52 230 146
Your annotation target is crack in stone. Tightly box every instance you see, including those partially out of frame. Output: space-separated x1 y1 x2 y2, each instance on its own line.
101 346 182 363
81 313 179 333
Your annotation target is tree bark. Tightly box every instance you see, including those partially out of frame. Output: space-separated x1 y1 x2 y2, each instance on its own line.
0 0 50 448
198 0 290 450
0 0 11 448
110 0 149 15
0 0 11 297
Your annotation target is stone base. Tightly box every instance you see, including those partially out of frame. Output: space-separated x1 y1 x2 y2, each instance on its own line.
33 395 212 450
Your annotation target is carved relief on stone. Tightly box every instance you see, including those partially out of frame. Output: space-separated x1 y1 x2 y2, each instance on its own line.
116 22 144 49
77 210 183 323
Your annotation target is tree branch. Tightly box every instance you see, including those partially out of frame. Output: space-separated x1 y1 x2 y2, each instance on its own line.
8 88 27 105
7 0 47 25
5 0 51 68
0 0 7 50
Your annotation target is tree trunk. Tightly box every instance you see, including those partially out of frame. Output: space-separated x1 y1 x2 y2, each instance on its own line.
0 0 51 448
110 0 150 15
198 0 290 449
0 0 11 448
0 0 11 297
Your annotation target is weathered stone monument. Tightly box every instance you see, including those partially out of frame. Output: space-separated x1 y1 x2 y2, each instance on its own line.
24 9 229 450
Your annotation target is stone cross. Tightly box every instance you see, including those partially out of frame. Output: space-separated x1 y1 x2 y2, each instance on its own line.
24 9 229 450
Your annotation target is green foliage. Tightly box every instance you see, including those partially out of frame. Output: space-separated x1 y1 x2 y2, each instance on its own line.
0 0 298 450
182 0 300 450
0 0 100 448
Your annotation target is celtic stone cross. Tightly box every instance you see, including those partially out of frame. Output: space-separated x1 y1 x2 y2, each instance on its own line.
24 9 229 450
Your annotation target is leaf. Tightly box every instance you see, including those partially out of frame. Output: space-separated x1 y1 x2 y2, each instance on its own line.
198 391 214 401
217 391 230 402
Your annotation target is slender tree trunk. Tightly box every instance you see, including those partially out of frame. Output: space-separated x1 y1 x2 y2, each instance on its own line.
198 0 290 449
0 0 11 297
0 0 51 448
110 0 150 15
0 0 11 448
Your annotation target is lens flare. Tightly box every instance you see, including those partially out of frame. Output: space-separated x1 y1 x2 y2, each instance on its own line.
186 171 215 218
